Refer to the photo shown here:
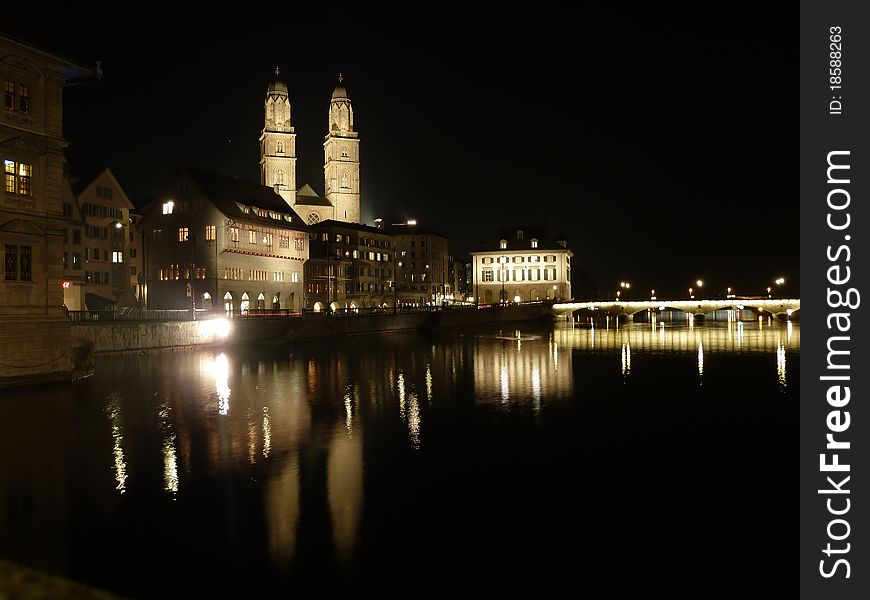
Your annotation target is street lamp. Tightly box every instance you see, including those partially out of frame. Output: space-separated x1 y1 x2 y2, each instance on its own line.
499 256 507 304
650 289 656 300
689 287 694 299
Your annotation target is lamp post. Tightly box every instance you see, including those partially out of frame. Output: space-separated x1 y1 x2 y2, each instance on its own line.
499 256 507 304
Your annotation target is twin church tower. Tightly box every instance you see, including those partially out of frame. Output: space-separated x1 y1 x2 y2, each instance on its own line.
259 67 360 225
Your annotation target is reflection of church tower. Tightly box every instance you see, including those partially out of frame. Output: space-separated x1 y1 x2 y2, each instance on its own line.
324 75 360 224
260 67 297 206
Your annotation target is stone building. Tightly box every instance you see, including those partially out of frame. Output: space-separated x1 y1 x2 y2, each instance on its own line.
260 69 360 226
0 33 95 385
470 227 573 304
386 221 451 307
140 167 309 313
305 219 395 311
60 167 138 310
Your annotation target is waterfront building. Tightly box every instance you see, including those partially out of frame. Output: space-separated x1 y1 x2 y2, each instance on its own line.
61 167 138 310
386 221 451 306
470 227 572 304
0 33 95 384
448 244 471 304
140 167 309 313
260 69 360 225
305 219 395 311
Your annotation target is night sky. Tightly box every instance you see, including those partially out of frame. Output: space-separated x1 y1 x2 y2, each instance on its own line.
4 6 797 298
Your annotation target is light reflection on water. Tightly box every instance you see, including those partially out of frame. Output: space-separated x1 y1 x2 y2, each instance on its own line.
0 320 799 595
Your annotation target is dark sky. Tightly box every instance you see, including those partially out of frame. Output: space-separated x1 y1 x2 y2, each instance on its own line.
5 6 797 298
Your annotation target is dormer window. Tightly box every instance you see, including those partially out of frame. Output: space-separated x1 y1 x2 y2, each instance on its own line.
499 239 507 250
531 238 538 249
516 230 524 240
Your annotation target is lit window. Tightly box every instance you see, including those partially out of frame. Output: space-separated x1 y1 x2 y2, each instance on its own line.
291 272 299 283
205 225 216 240
4 160 31 195
162 201 174 214
230 227 239 242
248 229 256 244
263 233 273 246
499 239 507 250
277 141 284 153
112 251 123 263
178 227 189 242
531 238 538 249
279 235 289 248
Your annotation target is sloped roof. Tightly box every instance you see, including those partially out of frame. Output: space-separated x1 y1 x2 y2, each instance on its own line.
181 167 309 231
471 226 572 253
296 183 333 207
312 219 393 236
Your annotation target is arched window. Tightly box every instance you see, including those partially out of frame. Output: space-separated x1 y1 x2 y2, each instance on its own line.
277 141 284 153
340 170 349 189
499 239 507 250
275 169 283 185
516 230 524 240
257 292 266 310
223 292 233 315
240 292 250 314
341 148 349 158
531 238 539 249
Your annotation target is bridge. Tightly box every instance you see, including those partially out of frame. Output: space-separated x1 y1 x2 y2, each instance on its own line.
552 298 801 320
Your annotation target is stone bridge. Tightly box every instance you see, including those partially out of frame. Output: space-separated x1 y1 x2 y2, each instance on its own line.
552 298 801 320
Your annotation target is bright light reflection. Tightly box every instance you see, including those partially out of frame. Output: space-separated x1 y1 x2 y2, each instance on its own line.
213 353 231 415
531 366 541 402
263 407 272 458
106 395 127 494
698 341 704 377
159 404 179 494
344 388 353 437
621 342 631 377
398 371 406 421
777 342 787 387
500 365 510 401
408 392 421 449
425 363 433 405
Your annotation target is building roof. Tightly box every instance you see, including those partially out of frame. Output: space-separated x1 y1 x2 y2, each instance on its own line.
173 167 309 231
331 74 349 100
267 66 288 98
0 32 97 83
384 221 449 240
69 167 134 209
295 183 333 207
470 226 572 253
312 219 394 236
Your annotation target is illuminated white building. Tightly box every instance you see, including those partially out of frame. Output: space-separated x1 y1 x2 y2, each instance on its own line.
470 228 572 304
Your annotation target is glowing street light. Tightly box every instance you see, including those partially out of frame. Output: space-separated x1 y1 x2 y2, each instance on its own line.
696 279 703 288
689 287 694 299
650 289 656 300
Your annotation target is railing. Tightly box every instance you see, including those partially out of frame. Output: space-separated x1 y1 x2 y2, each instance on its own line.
68 308 199 322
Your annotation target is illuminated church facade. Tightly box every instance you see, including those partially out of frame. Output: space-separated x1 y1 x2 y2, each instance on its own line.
259 69 360 226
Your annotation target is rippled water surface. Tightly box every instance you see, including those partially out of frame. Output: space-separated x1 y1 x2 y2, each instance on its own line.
0 321 798 596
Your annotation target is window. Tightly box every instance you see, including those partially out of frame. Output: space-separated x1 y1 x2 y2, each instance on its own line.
248 229 256 244
517 230 524 240
275 169 283 185
72 253 81 269
152 228 162 242
3 81 13 110
530 255 540 263
112 251 123 263
4 245 31 281
336 234 343 243
294 238 304 251
96 185 113 200
340 171 349 189
4 160 32 195
229 227 239 242
291 272 299 283
499 239 507 250
513 256 523 263
162 201 174 214
307 212 320 225
17 85 29 114
178 227 189 242
277 141 284 153
273 271 284 282
204 225 216 241
530 270 540 281
514 269 523 281
483 270 493 282
545 255 556 262
531 238 539 249
263 233 273 246
341 148 348 158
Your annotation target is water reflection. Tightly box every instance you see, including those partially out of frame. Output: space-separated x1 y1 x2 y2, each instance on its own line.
0 320 800 595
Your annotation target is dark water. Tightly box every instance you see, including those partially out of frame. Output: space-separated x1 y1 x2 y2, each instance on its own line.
0 320 798 596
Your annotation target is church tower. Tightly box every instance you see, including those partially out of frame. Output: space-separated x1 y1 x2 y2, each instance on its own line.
324 74 360 223
260 67 297 206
